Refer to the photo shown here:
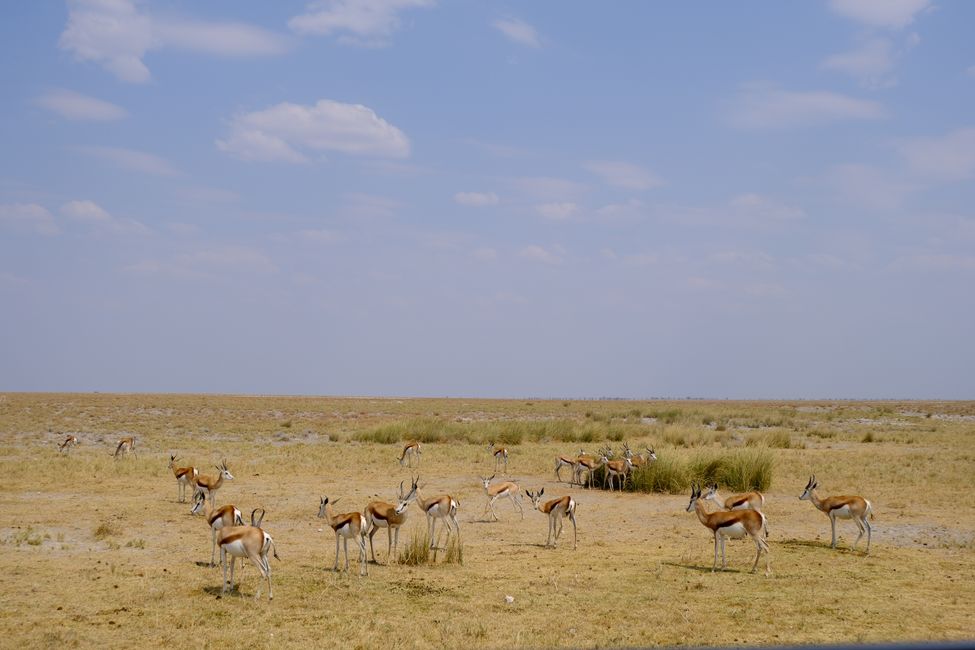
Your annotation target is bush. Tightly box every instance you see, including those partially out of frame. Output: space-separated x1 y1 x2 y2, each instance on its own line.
397 530 431 565
629 455 691 494
628 448 773 494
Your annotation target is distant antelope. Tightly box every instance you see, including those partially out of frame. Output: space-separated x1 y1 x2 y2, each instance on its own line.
686 483 770 575
113 436 135 458
191 489 243 566
410 485 460 550
704 483 765 513
398 441 421 468
573 454 604 490
488 442 509 474
799 475 873 555
600 454 633 492
217 512 278 601
195 460 234 505
168 454 199 503
58 435 79 454
525 488 577 549
480 474 523 521
364 478 419 564
555 449 587 482
623 443 656 469
318 496 368 576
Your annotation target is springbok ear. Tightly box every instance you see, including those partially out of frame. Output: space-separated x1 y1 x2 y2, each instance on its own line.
539 487 544 496
489 474 495 481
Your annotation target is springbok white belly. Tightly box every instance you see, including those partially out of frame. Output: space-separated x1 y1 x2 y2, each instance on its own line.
831 505 853 519
718 522 747 539
222 540 249 558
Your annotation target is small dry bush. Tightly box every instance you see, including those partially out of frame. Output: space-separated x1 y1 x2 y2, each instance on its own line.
93 521 120 540
398 530 431 565
443 535 463 565
747 429 792 449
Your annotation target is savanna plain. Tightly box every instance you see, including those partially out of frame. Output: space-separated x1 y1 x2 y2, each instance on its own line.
1 393 973 649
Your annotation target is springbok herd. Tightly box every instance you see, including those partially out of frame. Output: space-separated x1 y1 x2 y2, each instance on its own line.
63 434 875 601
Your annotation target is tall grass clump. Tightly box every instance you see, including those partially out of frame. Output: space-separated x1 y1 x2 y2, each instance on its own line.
715 448 773 492
747 429 792 449
629 455 691 494
627 448 773 494
443 535 463 565
397 530 431 565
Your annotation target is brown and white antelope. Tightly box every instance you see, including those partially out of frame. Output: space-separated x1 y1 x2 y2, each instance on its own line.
554 449 587 482
623 443 656 469
398 441 421 468
364 478 419 564
686 483 771 575
480 474 524 521
704 483 765 512
191 489 243 566
410 485 460 549
217 513 278 601
318 496 368 576
168 454 199 503
113 436 135 458
573 454 604 490
799 475 873 555
600 453 633 492
195 460 234 505
525 488 577 549
58 435 79 454
488 442 509 474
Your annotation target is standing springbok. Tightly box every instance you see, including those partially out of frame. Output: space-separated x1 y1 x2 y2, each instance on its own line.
686 483 771 575
799 475 873 555
217 513 278 601
58 435 79 454
704 483 765 512
480 474 524 521
600 453 633 492
410 484 460 550
168 454 199 503
555 449 587 482
487 442 509 474
623 443 656 469
113 436 135 458
195 460 234 506
364 479 418 564
525 488 577 549
573 454 604 490
318 497 368 576
191 489 243 566
398 441 421 468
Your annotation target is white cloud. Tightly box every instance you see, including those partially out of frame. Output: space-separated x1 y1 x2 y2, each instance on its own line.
513 176 587 199
584 161 663 190
35 89 127 121
897 128 975 182
340 193 401 220
0 203 60 236
289 0 434 45
78 146 180 176
519 244 562 264
827 0 931 29
60 199 111 222
535 202 577 220
729 193 805 222
820 163 915 210
729 85 885 129
594 199 648 222
217 99 410 162
493 17 541 48
59 0 288 83
454 192 499 207
822 38 896 88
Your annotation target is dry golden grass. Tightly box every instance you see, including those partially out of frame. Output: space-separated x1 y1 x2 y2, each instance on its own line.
1 393 974 648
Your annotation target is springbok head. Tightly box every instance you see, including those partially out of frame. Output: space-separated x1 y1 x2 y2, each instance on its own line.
646 447 657 461
800 475 818 500
525 487 545 510
686 483 702 512
395 477 420 514
480 474 496 490
214 459 234 481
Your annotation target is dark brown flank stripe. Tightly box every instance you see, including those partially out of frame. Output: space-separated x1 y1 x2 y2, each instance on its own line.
730 496 749 508
332 513 358 529
220 528 252 545
209 507 233 526
176 468 193 479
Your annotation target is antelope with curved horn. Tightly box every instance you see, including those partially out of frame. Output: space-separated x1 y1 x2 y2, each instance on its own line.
555 449 587 483
686 483 770 575
599 450 633 492
410 482 460 550
573 454 604 490
58 435 79 454
217 511 279 601
799 475 873 555
195 460 234 506
191 489 244 566
704 483 765 513
623 443 656 469
168 454 199 503
487 442 509 474
398 441 421 468
480 474 524 521
364 478 418 564
113 436 135 458
525 488 577 549
318 497 368 576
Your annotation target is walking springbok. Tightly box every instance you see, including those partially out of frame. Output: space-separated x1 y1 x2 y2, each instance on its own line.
488 442 509 474
195 460 234 506
704 483 765 512
168 454 199 503
409 484 460 550
799 475 873 555
555 449 587 482
525 488 577 549
58 435 79 454
364 479 419 564
480 474 523 521
686 483 771 575
191 489 243 566
113 436 135 458
398 441 421 468
318 497 368 576
217 512 278 601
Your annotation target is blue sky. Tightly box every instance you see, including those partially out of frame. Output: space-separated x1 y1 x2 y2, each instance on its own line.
1 0 973 398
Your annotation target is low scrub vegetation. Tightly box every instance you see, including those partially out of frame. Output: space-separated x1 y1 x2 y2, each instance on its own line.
626 448 773 494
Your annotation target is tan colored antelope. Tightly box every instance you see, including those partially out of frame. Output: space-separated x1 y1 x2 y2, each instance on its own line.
686 483 771 575
555 449 583 482
58 435 79 454
113 436 135 458
411 486 460 550
364 478 418 564
168 454 199 503
623 442 656 469
704 483 765 512
487 442 509 474
217 513 278 601
191 489 244 566
195 460 234 505
318 496 368 576
480 474 523 521
800 475 873 555
573 454 604 489
398 441 421 468
525 488 577 549
599 453 633 492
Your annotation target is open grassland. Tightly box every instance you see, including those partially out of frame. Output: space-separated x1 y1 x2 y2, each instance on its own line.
1 393 974 648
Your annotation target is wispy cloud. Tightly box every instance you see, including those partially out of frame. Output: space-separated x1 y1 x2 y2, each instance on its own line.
535 202 577 220
729 84 885 129
819 163 915 210
217 99 410 162
454 192 499 207
60 200 150 234
127 245 278 278
493 17 541 48
289 0 434 46
822 38 896 88
513 176 587 200
0 203 60 236
584 161 663 190
78 146 180 176
896 127 975 182
520 244 563 264
35 89 127 121
827 0 931 29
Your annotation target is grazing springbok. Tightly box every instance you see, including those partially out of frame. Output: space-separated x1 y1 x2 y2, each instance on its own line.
318 497 368 576
488 442 509 474
113 436 135 458
398 441 421 468
686 483 771 575
480 474 524 521
168 454 199 503
555 449 587 482
704 483 765 513
364 479 419 564
799 475 873 555
191 489 243 566
58 435 79 454
217 513 278 601
409 485 460 550
195 460 234 505
525 488 577 549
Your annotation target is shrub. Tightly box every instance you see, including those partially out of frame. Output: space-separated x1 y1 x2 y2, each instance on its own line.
716 448 773 492
628 448 773 494
398 530 431 566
